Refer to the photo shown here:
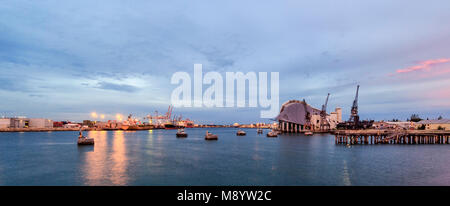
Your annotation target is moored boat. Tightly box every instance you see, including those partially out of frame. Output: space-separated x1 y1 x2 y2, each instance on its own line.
236 130 246 136
176 129 188 138
78 138 95 145
304 131 313 136
257 128 263 134
205 131 218 140
77 131 94 145
267 130 278 138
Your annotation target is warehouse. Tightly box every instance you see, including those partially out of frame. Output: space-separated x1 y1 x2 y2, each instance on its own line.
0 118 53 128
0 118 11 128
416 119 450 130
29 118 54 128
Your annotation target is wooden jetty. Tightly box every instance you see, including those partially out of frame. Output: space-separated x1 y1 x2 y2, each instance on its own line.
335 129 450 145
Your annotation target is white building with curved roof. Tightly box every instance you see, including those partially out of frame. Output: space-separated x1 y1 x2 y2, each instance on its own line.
275 100 342 133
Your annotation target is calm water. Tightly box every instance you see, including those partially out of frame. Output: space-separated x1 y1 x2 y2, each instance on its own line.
0 128 449 186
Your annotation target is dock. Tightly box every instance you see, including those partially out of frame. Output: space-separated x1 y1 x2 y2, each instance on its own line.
335 129 450 145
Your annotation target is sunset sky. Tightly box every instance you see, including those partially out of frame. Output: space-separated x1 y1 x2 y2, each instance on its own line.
1 1 449 123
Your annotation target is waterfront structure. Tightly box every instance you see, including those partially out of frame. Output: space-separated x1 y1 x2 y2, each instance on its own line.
29 118 53 128
335 130 450 145
0 118 53 128
0 118 10 128
276 100 342 133
372 121 416 130
63 123 81 128
416 119 450 130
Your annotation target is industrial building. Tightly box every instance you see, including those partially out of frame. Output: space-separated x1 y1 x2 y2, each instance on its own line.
0 118 53 129
372 121 415 130
276 99 342 133
0 118 11 128
416 119 450 130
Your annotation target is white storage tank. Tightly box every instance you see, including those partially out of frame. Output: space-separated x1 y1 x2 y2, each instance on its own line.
29 118 53 128
0 118 11 128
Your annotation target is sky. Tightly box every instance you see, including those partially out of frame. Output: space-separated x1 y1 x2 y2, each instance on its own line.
1 0 449 124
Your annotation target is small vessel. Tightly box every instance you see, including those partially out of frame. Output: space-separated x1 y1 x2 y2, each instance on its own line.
257 128 263 134
176 129 188 138
304 131 313 136
267 130 278 138
205 131 218 140
236 130 246 136
77 131 94 145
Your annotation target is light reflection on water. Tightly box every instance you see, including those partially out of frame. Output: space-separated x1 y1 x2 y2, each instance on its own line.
82 131 106 185
111 131 128 185
82 131 128 185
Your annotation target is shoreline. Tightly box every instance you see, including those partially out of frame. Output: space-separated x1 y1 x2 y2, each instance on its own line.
0 127 270 133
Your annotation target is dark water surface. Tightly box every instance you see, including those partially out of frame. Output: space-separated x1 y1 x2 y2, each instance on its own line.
0 128 449 186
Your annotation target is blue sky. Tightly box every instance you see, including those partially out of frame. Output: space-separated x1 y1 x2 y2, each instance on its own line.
1 0 449 124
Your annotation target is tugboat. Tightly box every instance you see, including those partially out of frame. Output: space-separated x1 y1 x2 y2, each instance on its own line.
77 130 94 145
205 131 218 140
176 129 188 138
236 130 246 136
266 130 278 138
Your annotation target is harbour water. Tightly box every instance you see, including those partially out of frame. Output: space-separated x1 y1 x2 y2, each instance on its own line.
0 128 449 186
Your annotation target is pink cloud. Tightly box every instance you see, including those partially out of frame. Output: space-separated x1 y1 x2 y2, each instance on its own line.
396 58 450 73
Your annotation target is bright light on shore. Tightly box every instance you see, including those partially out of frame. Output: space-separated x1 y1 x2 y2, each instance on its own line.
91 112 98 118
100 114 105 119
116 114 123 121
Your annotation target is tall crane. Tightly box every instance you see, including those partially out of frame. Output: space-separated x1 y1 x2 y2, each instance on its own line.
166 105 173 121
320 93 330 131
349 85 360 124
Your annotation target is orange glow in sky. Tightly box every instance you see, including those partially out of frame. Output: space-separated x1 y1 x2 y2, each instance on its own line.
397 58 450 73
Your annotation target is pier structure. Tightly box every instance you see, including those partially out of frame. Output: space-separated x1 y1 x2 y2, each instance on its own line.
335 130 450 145
279 120 303 133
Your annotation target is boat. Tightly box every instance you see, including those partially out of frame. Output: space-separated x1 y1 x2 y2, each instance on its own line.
236 130 246 136
257 128 263 134
120 120 130 130
78 137 94 145
126 125 155 131
205 131 218 140
164 122 177 129
176 129 188 138
304 131 313 136
267 130 278 138
77 131 94 145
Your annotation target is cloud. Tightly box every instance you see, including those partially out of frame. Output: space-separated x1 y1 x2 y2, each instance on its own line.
95 81 140 92
396 58 450 73
0 77 31 92
1 1 450 122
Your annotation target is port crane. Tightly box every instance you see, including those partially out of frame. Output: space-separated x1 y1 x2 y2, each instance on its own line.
320 93 330 131
349 85 360 124
145 105 174 126
336 85 374 130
